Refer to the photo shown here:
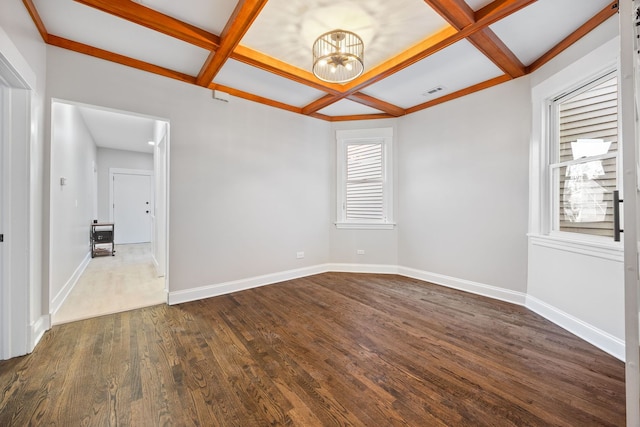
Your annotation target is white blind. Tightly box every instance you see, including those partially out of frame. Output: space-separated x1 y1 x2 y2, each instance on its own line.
557 75 617 237
346 143 384 220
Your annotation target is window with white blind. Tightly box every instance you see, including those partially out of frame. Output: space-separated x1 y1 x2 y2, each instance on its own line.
336 128 394 229
550 71 618 239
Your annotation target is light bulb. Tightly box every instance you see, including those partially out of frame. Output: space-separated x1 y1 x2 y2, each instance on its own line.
345 63 352 71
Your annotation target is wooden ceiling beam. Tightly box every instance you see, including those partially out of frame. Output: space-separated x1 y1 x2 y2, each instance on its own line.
74 0 220 51
196 0 268 87
47 35 197 85
475 0 538 27
231 45 343 95
22 0 48 42
423 0 475 28
346 93 406 117
467 29 525 77
406 74 511 114
208 83 302 115
527 1 618 73
425 0 525 77
329 114 396 122
301 94 338 116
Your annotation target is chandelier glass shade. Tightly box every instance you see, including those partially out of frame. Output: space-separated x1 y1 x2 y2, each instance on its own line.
312 29 364 83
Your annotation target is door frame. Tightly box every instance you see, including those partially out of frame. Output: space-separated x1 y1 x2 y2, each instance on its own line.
0 26 37 360
109 168 154 243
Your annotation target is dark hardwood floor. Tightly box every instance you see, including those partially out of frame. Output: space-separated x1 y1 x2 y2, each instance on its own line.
0 273 625 426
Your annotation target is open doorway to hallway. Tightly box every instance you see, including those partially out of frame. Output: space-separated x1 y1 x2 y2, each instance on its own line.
49 100 169 324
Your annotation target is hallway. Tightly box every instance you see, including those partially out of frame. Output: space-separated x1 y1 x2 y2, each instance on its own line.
53 244 166 324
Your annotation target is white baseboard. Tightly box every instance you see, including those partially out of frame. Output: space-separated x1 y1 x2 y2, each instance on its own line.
328 263 399 274
168 264 330 305
398 266 527 306
526 295 625 361
50 251 91 315
30 314 50 352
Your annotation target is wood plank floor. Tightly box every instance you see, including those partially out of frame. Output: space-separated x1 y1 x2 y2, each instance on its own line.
0 273 625 426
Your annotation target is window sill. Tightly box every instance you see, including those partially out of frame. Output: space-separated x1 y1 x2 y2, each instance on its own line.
335 222 396 230
528 233 623 262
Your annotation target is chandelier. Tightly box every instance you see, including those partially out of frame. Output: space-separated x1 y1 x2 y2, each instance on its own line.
312 29 364 83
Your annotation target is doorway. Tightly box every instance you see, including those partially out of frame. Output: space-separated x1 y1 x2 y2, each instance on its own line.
49 101 169 324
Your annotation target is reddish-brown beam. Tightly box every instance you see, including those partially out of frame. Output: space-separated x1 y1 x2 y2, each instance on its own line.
22 0 48 42
423 0 475 28
196 0 268 87
47 35 197 85
475 0 538 26
74 0 220 51
208 83 302 115
425 0 525 77
301 94 340 116
232 45 344 95
468 29 525 77
346 93 406 117
329 114 396 122
526 0 618 73
406 74 511 114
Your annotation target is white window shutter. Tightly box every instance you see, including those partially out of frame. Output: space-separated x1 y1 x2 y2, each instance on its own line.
346 143 384 220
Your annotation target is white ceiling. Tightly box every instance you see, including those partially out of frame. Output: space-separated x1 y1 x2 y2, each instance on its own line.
29 0 617 122
77 106 158 154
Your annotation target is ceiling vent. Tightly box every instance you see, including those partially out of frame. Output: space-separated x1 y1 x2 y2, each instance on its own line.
422 85 446 97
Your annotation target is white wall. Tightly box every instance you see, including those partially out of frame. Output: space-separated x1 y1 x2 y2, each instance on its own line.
330 119 399 267
96 147 153 221
397 78 531 296
0 0 48 351
45 46 332 295
49 102 97 307
527 17 623 359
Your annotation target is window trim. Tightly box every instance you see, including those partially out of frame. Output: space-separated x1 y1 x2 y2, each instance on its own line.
336 127 394 230
529 36 620 256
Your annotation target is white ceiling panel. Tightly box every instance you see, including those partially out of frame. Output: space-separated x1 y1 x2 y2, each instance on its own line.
132 0 238 35
465 0 494 11
76 105 156 154
36 0 210 76
241 0 451 73
362 40 503 109
317 99 384 117
490 0 613 66
215 60 327 107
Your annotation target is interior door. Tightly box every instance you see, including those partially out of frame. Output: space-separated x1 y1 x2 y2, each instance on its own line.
113 173 152 244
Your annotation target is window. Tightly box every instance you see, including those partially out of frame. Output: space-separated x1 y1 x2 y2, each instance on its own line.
549 72 618 239
336 128 393 229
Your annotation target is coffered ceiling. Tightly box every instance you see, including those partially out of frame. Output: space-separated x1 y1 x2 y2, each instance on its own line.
23 0 618 121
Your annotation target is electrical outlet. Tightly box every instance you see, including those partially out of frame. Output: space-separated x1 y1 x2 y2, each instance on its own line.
357 249 365 255
296 251 305 259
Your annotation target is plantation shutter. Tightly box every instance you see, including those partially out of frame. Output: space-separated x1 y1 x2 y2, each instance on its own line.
557 75 617 237
346 143 384 220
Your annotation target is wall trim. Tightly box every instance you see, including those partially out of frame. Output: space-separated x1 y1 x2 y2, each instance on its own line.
168 262 622 361
30 315 50 352
50 251 91 315
168 264 331 305
398 266 527 306
526 294 625 361
328 263 399 274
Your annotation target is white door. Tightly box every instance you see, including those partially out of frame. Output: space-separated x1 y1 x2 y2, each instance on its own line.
113 173 152 244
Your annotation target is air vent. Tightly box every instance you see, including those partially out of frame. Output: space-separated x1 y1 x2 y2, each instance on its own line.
422 85 446 97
